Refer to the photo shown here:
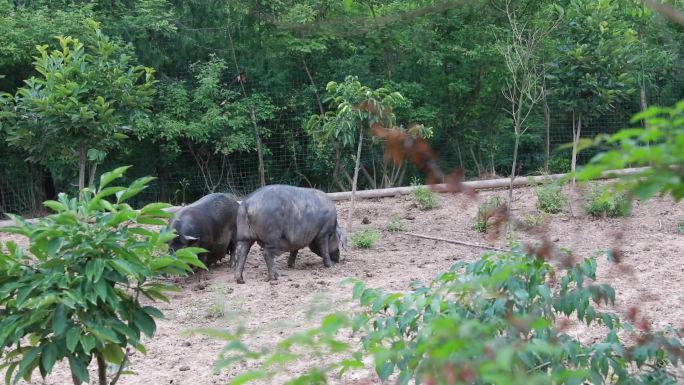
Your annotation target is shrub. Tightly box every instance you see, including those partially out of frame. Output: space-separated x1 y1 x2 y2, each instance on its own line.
0 166 203 385
548 156 571 174
350 229 381 248
585 186 631 217
387 213 407 232
522 212 546 227
212 246 683 384
474 196 505 233
410 177 439 210
535 182 568 213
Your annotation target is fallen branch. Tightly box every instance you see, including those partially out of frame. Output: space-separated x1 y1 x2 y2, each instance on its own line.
403 232 509 252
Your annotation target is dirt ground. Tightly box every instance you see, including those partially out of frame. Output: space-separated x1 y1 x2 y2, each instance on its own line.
1 183 683 385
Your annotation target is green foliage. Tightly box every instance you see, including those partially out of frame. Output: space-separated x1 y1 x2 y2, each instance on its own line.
678 220 684 234
551 0 640 118
0 166 203 384
577 101 684 202
1 22 155 189
212 246 683 384
307 76 404 149
585 186 630 218
522 212 546 227
410 177 439 210
349 229 381 249
535 182 568 214
474 196 505 233
387 213 407 232
548 156 571 174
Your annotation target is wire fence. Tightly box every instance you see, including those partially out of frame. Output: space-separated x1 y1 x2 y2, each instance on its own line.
2 63 683 218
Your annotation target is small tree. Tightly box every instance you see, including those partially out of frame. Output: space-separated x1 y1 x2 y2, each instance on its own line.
499 0 558 213
306 76 404 233
3 21 155 192
0 166 203 385
551 0 639 182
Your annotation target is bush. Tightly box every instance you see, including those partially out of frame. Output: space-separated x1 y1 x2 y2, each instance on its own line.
585 186 631 217
387 213 407 232
474 196 505 233
548 156 571 174
535 182 568 214
350 229 381 248
0 166 203 385
522 212 546 227
212 246 683 384
410 177 439 210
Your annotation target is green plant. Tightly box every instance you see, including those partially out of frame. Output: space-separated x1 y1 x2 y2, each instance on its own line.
350 229 381 249
522 212 546 227
410 177 439 210
387 213 407 232
578 100 684 202
207 284 233 319
173 177 190 205
548 156 571 174
474 196 505 233
585 186 631 218
677 220 684 234
212 246 683 384
306 76 405 232
535 182 568 214
1 21 156 191
0 166 204 385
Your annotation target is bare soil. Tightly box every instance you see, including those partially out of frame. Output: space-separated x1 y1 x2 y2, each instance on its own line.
2 183 683 385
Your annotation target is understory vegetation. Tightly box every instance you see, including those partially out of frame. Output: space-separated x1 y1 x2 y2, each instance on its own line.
0 0 683 384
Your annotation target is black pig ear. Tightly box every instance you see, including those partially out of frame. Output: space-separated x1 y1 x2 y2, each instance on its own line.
185 236 199 246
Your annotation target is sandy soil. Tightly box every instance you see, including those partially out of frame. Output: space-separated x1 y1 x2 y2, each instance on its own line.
1 183 683 385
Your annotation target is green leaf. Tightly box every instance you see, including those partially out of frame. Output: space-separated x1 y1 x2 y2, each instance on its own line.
40 343 58 374
376 361 394 380
102 344 125 364
134 310 156 337
15 347 39 384
68 356 89 384
52 303 68 335
99 166 131 190
229 370 270 385
66 327 81 353
4 362 18 385
141 306 165 320
43 200 65 212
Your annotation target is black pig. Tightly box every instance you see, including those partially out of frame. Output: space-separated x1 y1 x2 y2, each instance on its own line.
169 193 239 267
233 185 347 283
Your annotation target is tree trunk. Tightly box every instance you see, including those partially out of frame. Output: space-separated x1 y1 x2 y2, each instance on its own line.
640 83 649 129
96 352 107 385
250 108 266 187
78 143 86 194
42 166 57 201
88 162 99 189
508 133 520 214
302 56 325 116
571 112 582 184
542 86 551 173
347 129 364 234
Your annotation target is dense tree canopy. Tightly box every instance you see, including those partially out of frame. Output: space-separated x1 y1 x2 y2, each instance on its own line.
1 0 683 208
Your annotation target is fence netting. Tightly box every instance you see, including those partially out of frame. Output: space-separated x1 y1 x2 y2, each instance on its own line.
2 62 683 218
